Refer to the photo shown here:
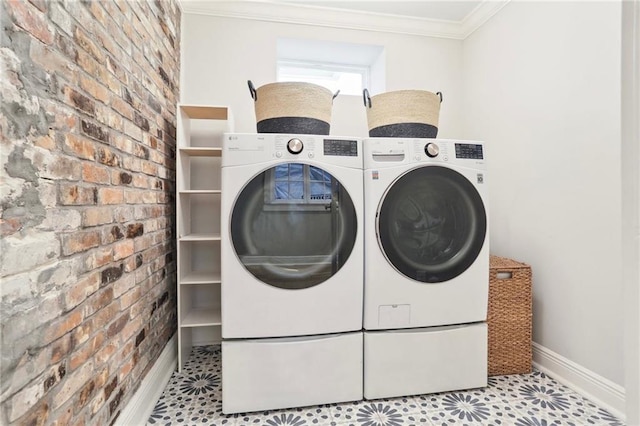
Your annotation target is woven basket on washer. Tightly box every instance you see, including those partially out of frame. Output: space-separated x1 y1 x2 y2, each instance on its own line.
248 80 338 135
362 89 442 138
488 255 532 376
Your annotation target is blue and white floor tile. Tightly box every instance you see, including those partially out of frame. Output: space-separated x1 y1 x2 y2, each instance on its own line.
147 345 625 426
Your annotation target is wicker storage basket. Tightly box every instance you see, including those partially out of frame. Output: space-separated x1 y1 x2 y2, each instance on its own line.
248 80 338 135
488 255 532 376
362 89 442 138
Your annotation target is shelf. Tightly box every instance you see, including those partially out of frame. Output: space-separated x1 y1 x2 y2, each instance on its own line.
179 190 222 195
181 271 222 285
179 147 222 157
177 104 231 371
180 233 221 241
181 308 222 327
181 105 229 120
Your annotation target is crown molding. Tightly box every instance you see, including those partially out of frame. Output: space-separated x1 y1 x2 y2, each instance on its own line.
179 1 510 40
460 0 510 38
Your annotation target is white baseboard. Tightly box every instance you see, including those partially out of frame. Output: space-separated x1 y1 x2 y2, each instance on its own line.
532 342 626 421
116 334 177 426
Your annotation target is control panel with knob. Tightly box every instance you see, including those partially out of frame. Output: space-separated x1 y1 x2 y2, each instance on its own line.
287 138 304 154
425 142 439 158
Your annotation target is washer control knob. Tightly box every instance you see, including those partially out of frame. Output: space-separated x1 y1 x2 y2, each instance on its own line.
287 138 304 154
425 142 439 158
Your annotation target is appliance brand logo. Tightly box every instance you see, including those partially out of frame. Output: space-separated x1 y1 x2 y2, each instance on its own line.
372 171 379 180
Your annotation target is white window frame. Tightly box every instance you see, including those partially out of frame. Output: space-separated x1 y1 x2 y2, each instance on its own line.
277 59 370 96
263 165 333 211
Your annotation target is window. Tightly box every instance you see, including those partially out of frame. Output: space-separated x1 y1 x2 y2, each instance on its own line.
277 38 385 96
268 164 333 205
277 60 368 96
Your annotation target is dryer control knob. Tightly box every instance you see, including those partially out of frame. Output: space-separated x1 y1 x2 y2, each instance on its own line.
287 138 304 154
425 142 439 158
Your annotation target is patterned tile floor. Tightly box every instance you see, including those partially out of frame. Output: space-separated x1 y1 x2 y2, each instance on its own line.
147 345 625 426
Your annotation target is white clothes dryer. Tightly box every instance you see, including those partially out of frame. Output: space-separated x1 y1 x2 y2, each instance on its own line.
220 133 363 413
363 138 489 399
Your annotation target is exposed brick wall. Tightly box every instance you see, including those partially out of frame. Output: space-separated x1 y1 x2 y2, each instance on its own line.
0 0 180 424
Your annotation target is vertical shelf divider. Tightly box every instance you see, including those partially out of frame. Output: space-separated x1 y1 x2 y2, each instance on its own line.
176 104 233 371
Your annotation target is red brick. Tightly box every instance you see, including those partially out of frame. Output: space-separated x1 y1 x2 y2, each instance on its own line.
83 246 114 271
7 0 54 44
111 134 133 155
15 400 50 426
111 170 132 186
98 188 124 205
74 26 105 63
81 119 109 143
95 342 117 366
51 335 72 364
35 134 56 150
82 207 113 227
50 406 73 426
142 191 157 204
123 189 140 204
75 49 108 82
79 75 110 105
45 310 84 344
96 147 120 167
119 286 141 311
107 314 129 338
82 162 110 184
96 105 123 131
77 379 96 411
58 184 97 206
113 240 134 261
62 230 100 256
118 358 134 382
70 332 105 371
65 86 95 115
84 288 115 319
142 160 157 176
132 174 148 189
64 272 100 311
64 134 96 161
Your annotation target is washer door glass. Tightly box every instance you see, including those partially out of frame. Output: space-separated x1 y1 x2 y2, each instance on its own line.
231 163 357 289
377 166 486 283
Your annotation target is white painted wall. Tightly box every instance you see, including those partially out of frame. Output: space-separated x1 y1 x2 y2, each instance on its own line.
180 14 463 138
463 1 623 386
621 0 640 422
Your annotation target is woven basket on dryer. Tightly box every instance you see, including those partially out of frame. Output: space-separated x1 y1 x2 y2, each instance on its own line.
248 80 339 135
363 89 442 138
488 255 533 376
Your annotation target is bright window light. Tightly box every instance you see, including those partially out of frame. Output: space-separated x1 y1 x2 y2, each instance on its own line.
277 60 369 96
276 38 385 96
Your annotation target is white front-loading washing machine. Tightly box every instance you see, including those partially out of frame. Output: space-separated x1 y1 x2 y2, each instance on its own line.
363 138 489 399
220 133 363 413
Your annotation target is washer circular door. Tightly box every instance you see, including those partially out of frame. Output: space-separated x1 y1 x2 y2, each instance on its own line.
231 162 357 289
377 165 486 283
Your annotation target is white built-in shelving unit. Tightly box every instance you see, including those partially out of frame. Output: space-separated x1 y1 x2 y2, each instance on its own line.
176 104 233 371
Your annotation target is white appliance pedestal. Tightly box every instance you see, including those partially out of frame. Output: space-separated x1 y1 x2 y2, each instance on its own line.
222 331 363 414
364 323 487 400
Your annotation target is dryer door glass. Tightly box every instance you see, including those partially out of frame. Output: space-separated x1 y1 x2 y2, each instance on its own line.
230 163 357 289
377 166 486 283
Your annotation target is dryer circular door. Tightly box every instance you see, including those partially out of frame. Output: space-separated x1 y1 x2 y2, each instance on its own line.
230 162 357 289
377 165 486 283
